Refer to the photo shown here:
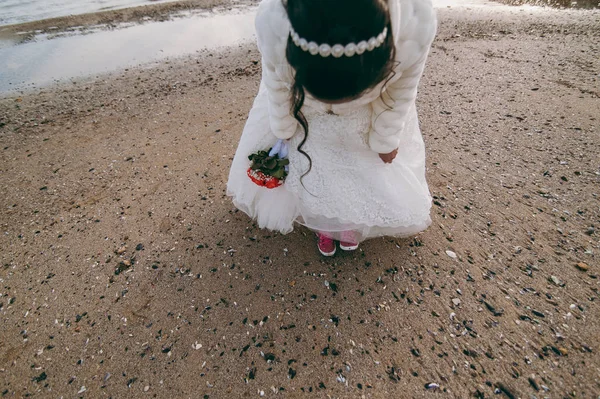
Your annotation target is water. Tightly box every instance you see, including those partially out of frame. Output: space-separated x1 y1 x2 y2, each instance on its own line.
0 0 182 27
0 8 257 93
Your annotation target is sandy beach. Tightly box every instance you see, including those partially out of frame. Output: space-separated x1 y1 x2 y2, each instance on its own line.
1 1 599 398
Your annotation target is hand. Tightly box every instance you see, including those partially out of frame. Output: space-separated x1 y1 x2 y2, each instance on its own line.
269 139 289 172
379 148 398 164
269 139 289 158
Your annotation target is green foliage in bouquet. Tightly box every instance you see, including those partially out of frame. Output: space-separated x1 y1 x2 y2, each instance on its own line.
248 149 290 180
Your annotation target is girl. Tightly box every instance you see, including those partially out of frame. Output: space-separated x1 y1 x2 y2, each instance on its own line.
227 0 437 256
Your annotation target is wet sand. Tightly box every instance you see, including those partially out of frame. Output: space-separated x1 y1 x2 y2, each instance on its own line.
1 2 599 399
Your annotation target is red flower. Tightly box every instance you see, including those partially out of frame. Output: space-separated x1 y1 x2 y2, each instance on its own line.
247 168 283 189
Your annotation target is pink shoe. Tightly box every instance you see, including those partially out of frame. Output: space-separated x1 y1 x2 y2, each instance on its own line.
317 233 336 257
339 231 359 251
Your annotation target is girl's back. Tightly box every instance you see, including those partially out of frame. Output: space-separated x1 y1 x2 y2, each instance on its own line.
228 0 437 255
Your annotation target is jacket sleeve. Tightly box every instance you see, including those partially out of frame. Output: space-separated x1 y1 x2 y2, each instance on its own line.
261 59 298 139
369 0 437 154
255 0 298 140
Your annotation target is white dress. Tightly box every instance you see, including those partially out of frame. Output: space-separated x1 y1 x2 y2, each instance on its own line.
227 0 437 242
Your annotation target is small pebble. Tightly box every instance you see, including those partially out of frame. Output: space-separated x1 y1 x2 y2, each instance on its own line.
575 262 589 271
510 365 521 378
452 298 461 306
425 382 440 390
528 375 540 391
144 386 149 392
531 309 545 318
549 275 564 287
446 250 457 259
558 347 568 356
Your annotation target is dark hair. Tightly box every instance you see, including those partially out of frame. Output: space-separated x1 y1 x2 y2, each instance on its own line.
283 0 396 180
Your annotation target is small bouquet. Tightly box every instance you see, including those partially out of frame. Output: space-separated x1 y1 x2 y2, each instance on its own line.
247 140 289 189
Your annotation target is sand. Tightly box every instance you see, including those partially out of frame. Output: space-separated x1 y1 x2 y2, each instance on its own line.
1 2 599 398
496 0 598 8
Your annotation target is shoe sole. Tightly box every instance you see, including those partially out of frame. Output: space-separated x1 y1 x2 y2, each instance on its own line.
318 247 336 256
339 244 358 251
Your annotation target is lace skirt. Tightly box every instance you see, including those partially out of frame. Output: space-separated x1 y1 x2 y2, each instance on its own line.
227 83 432 242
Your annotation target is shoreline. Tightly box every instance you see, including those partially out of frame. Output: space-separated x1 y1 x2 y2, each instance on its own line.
0 0 258 38
0 0 597 39
0 1 258 95
2 0 598 98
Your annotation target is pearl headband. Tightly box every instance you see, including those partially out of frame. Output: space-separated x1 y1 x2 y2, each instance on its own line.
289 26 389 58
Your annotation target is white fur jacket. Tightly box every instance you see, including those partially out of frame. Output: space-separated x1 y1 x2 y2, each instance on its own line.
255 0 437 154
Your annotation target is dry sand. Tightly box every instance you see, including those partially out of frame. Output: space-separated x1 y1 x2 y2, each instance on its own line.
1 3 599 398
